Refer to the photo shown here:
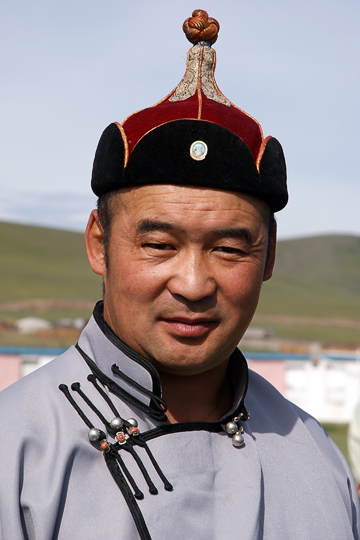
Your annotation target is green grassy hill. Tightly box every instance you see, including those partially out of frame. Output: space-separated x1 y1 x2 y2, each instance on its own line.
259 234 360 316
256 234 360 344
0 221 101 319
1 222 359 345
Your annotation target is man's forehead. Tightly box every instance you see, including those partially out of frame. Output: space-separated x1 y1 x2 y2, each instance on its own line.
112 184 271 227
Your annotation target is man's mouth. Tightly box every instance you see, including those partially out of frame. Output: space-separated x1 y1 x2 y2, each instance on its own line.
159 317 218 338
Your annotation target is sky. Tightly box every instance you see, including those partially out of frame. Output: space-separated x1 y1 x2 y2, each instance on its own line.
1 0 359 239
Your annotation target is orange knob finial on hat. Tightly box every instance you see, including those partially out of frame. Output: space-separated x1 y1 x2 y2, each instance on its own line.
183 9 220 45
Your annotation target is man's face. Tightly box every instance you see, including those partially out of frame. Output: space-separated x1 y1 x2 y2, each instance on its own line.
86 184 275 376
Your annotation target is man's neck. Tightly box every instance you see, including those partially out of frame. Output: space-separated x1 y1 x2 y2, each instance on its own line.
159 361 233 424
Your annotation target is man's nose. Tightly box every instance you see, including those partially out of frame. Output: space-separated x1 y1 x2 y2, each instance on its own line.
167 251 216 302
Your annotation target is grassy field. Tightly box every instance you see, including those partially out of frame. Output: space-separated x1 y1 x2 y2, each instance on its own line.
0 221 101 304
252 315 360 346
258 234 360 320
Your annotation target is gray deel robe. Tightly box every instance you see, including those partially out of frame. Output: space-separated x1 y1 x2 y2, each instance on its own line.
0 302 359 539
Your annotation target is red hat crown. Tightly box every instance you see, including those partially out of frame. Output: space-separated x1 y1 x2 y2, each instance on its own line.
122 10 262 162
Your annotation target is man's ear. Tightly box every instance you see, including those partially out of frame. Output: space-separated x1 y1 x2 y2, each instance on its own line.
263 221 277 282
85 210 106 277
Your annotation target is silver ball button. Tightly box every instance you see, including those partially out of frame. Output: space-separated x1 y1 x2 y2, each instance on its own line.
232 431 245 447
88 428 101 441
226 421 238 434
110 417 123 430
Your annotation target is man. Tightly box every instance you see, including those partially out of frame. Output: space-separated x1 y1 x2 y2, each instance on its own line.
0 10 359 540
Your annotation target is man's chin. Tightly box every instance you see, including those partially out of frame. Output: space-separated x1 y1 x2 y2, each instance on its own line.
147 342 233 378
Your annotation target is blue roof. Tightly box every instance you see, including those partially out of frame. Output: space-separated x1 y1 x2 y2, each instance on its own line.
244 352 309 361
0 346 67 356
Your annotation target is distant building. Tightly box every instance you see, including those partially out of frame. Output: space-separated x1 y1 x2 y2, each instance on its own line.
243 327 273 340
0 346 63 392
14 317 52 335
247 349 360 423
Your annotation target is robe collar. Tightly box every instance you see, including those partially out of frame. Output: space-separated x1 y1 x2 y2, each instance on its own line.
77 301 249 424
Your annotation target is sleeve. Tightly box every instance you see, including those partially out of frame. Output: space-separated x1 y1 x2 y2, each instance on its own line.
289 400 360 539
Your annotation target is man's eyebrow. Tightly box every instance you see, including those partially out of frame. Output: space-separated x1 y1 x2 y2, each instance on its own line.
136 219 185 234
212 227 253 245
136 220 253 244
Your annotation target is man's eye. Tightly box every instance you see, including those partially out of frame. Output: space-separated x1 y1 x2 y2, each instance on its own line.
145 243 174 250
215 246 243 255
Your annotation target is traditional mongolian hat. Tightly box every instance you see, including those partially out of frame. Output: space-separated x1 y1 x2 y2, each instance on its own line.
91 9 288 212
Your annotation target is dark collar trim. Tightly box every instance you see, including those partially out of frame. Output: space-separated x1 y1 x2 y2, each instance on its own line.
140 410 250 441
75 343 168 422
142 423 223 442
93 301 162 398
225 347 249 422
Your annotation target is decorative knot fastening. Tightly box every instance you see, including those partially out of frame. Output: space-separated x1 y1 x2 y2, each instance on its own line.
59 380 173 502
